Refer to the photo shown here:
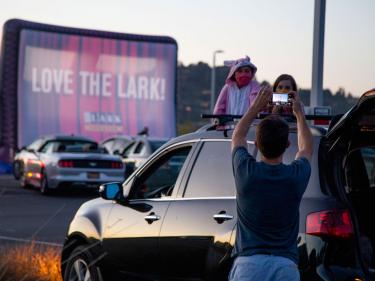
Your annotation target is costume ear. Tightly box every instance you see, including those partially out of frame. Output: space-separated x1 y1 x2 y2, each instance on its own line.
224 60 236 67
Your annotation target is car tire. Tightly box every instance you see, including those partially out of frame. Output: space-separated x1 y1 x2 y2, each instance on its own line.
19 170 29 189
63 245 103 281
40 174 52 195
13 161 21 180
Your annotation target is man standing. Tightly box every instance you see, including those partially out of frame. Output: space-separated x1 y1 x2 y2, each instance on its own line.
230 85 313 281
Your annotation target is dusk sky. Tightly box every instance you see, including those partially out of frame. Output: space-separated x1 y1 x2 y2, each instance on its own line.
1 0 374 97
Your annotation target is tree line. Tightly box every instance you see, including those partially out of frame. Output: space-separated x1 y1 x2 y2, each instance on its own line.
176 62 358 134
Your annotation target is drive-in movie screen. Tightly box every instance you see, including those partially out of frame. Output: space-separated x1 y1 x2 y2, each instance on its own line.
17 29 177 147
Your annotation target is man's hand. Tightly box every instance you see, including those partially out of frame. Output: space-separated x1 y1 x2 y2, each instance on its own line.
290 91 304 117
252 85 272 113
290 91 313 161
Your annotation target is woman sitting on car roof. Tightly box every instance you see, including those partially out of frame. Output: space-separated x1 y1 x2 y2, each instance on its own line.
213 56 260 115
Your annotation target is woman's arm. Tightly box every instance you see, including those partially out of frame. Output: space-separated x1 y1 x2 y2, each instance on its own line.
213 85 229 114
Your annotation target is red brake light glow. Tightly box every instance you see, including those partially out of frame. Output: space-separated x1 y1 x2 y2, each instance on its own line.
27 159 45 168
306 209 354 239
58 160 74 168
111 162 123 169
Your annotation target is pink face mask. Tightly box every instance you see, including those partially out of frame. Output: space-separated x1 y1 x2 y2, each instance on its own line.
234 66 253 88
235 72 253 88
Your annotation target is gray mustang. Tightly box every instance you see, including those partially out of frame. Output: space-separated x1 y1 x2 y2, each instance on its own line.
13 135 125 195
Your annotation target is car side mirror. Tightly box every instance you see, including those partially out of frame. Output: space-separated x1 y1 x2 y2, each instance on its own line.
99 182 125 201
27 148 36 154
113 149 120 155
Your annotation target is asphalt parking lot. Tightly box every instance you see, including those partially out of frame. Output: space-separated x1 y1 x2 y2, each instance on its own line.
0 174 97 247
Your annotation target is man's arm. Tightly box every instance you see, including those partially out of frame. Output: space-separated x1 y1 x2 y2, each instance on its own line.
231 86 272 151
291 92 314 161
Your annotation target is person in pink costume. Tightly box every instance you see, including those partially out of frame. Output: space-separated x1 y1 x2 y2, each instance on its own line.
213 56 260 115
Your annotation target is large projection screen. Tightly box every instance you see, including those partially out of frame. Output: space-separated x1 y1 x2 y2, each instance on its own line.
16 29 177 147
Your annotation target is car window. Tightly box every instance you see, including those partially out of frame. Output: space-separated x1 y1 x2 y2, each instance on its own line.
183 141 238 198
39 141 55 153
362 147 375 188
130 146 192 200
64 142 99 153
47 140 104 153
345 147 375 192
122 142 135 156
102 139 115 153
112 139 130 154
28 139 44 151
133 141 145 154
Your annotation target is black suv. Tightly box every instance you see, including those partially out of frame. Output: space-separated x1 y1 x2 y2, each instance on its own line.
61 91 375 281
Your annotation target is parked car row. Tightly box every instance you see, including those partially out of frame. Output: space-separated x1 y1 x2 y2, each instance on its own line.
13 133 169 195
61 90 375 281
101 135 168 177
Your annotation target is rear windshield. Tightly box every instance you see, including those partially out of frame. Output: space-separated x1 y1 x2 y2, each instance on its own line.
46 140 107 154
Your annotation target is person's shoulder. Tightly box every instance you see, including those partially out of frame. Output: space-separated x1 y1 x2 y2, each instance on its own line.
232 146 255 164
232 145 248 157
289 157 311 177
293 157 311 166
232 146 256 179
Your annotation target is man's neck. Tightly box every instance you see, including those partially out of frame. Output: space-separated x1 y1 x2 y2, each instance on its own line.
261 155 283 165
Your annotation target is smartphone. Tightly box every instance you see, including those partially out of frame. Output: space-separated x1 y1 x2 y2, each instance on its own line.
272 93 289 104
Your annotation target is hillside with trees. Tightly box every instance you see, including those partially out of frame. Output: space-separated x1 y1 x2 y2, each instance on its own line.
176 62 358 134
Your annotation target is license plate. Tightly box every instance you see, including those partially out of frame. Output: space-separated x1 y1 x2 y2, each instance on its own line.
87 172 100 179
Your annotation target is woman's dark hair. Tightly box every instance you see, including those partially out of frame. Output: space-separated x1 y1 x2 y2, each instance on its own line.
256 116 289 158
272 74 297 92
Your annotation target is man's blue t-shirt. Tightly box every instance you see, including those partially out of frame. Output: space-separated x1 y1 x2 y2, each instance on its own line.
232 146 311 264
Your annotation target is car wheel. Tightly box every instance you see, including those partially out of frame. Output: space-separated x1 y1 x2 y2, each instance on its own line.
40 174 51 195
13 161 21 180
63 245 103 281
19 170 29 189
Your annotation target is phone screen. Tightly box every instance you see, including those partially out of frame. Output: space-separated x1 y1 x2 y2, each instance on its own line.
272 93 289 103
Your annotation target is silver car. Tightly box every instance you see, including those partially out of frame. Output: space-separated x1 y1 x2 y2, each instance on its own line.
13 135 125 195
102 135 168 178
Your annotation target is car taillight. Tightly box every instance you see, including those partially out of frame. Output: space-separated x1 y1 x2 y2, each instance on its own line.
111 161 123 169
28 159 45 168
306 209 354 239
58 160 74 168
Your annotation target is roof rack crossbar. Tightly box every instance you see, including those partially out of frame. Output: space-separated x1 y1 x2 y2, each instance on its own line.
201 113 333 127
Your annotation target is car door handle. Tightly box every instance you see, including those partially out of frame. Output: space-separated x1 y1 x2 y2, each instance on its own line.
213 212 234 223
144 213 161 224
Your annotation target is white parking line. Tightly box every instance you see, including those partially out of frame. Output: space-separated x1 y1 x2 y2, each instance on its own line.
0 235 63 247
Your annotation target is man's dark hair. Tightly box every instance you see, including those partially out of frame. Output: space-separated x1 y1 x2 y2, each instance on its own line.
256 116 289 158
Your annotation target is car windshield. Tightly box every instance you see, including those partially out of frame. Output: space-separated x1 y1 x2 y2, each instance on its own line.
150 140 167 152
53 140 107 154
